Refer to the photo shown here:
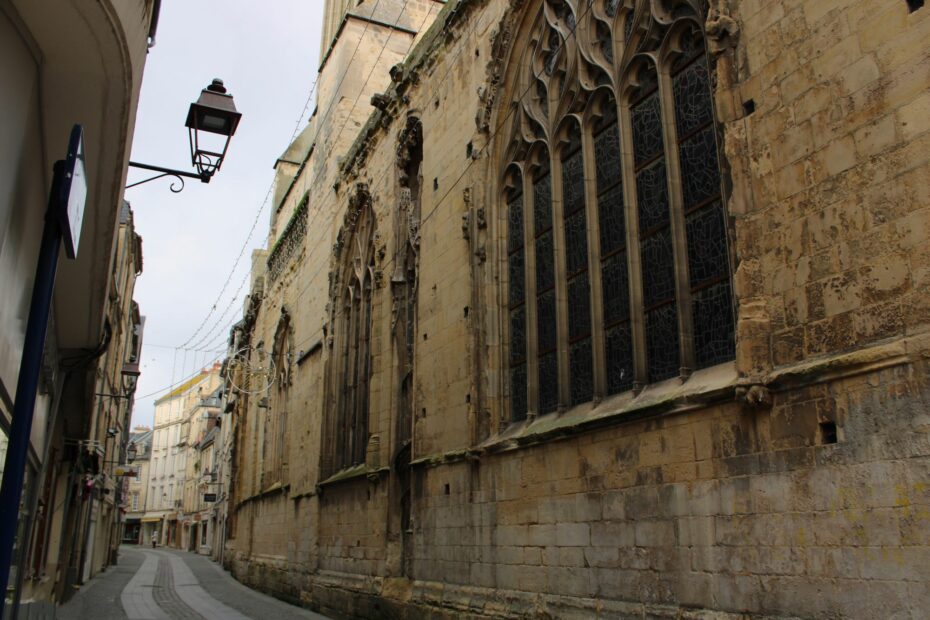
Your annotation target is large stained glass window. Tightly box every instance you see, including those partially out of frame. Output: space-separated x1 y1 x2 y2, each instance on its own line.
562 124 593 405
595 104 634 395
534 158 559 415
632 66 680 382
508 180 528 420
500 0 734 422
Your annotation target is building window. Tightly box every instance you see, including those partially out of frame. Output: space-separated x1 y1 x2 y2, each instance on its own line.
132 493 139 511
501 0 734 420
327 184 376 472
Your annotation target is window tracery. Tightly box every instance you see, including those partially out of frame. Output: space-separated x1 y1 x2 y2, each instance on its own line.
500 0 734 421
327 184 376 472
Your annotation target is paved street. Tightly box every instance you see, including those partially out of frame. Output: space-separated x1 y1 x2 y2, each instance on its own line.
58 546 331 620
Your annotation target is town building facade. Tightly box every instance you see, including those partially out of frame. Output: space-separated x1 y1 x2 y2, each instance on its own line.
1 0 154 615
224 0 930 618
143 365 222 549
124 426 154 545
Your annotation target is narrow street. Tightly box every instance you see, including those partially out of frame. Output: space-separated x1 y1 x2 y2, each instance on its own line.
58 546 331 620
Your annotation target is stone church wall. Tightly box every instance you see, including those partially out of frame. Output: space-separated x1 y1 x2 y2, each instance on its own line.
226 0 930 618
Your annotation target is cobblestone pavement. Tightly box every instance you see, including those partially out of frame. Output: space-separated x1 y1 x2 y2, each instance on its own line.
58 545 331 620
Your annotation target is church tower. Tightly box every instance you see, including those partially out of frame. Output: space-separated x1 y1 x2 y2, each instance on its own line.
269 0 444 241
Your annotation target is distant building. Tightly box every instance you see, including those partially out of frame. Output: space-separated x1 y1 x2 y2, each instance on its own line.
143 365 222 548
124 426 154 545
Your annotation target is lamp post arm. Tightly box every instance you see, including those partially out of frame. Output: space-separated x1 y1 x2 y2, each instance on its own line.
126 161 211 192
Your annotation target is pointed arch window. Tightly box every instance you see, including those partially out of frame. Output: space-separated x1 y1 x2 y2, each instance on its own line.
500 0 735 421
331 193 376 470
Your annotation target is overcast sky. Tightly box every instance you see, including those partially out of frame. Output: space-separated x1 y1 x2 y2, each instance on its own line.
128 1 325 428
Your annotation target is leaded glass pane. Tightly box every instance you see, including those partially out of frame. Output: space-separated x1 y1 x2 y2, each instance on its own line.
605 322 634 394
595 18 614 64
601 250 630 325
538 351 559 414
598 183 626 255
635 159 669 233
537 288 557 353
594 121 621 191
545 30 561 75
510 306 526 365
685 201 728 288
632 90 662 166
679 126 720 210
562 149 585 214
567 275 591 340
641 230 676 307
672 54 713 138
646 304 680 381
535 229 555 291
511 364 527 421
570 337 594 405
692 281 735 368
508 191 524 253
508 249 525 308
624 11 634 42
564 209 588 275
605 0 620 18
534 168 552 235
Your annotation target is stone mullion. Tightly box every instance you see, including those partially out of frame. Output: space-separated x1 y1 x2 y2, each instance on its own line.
617 99 648 390
549 147 570 412
522 169 540 417
580 121 606 401
657 70 695 378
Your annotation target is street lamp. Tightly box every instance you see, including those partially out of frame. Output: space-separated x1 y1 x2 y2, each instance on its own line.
127 79 241 192
185 79 242 180
126 443 138 463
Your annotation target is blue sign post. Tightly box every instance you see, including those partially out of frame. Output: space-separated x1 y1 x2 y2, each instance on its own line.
0 125 87 617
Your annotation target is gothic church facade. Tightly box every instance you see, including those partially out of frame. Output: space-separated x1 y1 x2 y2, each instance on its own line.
225 1 930 618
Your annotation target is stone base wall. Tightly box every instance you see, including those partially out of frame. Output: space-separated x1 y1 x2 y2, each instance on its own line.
230 352 930 619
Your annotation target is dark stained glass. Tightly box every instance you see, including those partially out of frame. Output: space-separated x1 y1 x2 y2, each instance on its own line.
632 89 662 166
559 3 576 30
685 201 728 288
536 81 549 120
598 22 614 64
594 120 621 190
507 191 524 253
692 281 735 368
534 168 552 235
538 351 559 414
635 159 669 233
605 322 634 394
545 30 561 76
598 183 625 255
564 210 588 275
679 126 720 211
510 306 526 365
640 230 676 307
646 304 680 382
672 55 713 138
537 289 557 354
601 250 630 325
605 0 620 18
510 364 527 421
535 229 555 291
570 337 593 405
672 27 704 73
508 249 525 308
567 275 591 340
624 10 634 42
562 148 585 214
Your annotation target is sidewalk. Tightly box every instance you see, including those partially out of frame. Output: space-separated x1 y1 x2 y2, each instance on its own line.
57 545 331 620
